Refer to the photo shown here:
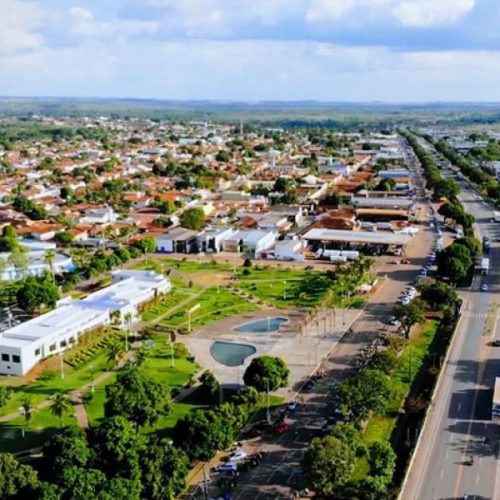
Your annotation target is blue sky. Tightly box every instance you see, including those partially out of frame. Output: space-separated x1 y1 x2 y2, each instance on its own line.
1 0 500 102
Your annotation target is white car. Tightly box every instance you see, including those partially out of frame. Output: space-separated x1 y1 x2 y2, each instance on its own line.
217 463 238 473
481 284 488 292
228 450 247 463
287 401 299 412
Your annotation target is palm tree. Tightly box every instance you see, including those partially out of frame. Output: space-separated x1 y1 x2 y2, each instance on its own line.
50 392 71 427
9 246 29 279
124 312 132 351
43 249 56 281
21 397 32 429
106 338 125 368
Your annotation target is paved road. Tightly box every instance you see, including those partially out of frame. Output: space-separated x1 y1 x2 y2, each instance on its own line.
196 141 435 499
401 140 500 500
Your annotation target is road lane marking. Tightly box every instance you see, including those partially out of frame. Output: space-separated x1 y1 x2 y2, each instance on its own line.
476 473 480 486
440 468 444 479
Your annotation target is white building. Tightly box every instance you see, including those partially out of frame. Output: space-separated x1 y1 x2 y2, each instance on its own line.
222 230 277 257
0 270 170 376
80 207 118 225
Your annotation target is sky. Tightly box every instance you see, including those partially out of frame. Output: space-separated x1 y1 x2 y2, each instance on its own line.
1 0 500 102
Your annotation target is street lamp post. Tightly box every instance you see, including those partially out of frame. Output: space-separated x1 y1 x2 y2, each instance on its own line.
59 352 65 380
19 407 25 438
266 378 271 424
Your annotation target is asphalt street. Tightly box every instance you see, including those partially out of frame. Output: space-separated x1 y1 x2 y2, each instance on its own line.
401 142 500 500
196 139 435 500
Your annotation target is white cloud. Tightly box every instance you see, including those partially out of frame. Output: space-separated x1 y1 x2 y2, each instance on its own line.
0 0 44 56
69 5 160 39
393 0 476 27
306 0 356 22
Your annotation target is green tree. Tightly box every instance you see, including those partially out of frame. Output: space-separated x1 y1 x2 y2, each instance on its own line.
436 242 473 284
198 370 220 401
419 280 458 310
43 427 92 479
328 423 367 458
367 441 397 484
393 299 426 340
173 408 231 461
106 339 125 368
336 370 391 424
179 207 206 231
104 368 171 427
16 274 60 313
0 387 11 409
50 392 72 427
9 246 29 279
0 225 19 252
133 237 156 255
342 476 389 500
140 439 190 500
367 350 398 375
91 416 142 481
302 435 356 496
243 356 289 392
54 231 75 246
0 453 39 499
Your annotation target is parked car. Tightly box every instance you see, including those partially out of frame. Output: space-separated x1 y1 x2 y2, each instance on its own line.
491 339 500 347
481 284 488 292
216 463 238 474
274 421 290 435
287 401 299 412
226 450 247 463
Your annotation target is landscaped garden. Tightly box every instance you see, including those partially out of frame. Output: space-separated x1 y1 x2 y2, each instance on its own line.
235 265 332 308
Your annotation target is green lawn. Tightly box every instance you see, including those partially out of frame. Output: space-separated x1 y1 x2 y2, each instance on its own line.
363 320 438 444
0 405 77 453
235 266 331 308
0 350 112 418
158 287 258 331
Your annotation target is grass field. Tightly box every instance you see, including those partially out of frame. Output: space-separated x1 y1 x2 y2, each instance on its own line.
0 405 77 453
158 286 258 331
363 320 438 444
235 266 331 308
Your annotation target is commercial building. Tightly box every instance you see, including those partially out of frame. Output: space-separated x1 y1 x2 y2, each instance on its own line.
302 228 413 248
0 270 170 376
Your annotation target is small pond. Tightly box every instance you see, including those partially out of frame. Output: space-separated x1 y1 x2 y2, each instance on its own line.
210 341 256 367
233 317 288 333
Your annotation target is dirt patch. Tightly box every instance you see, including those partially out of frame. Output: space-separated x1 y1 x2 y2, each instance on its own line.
187 271 233 287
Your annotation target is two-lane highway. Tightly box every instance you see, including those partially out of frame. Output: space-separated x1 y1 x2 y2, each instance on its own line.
402 143 500 500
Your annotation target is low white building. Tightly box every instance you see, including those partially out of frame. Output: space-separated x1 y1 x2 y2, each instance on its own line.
272 240 306 262
80 207 118 225
222 230 277 257
196 226 235 253
0 270 171 376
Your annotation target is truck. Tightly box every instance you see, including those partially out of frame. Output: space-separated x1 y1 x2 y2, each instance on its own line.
480 258 490 275
492 211 500 223
492 377 500 422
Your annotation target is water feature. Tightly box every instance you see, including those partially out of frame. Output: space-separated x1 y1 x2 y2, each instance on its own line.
233 317 288 333
210 341 256 367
